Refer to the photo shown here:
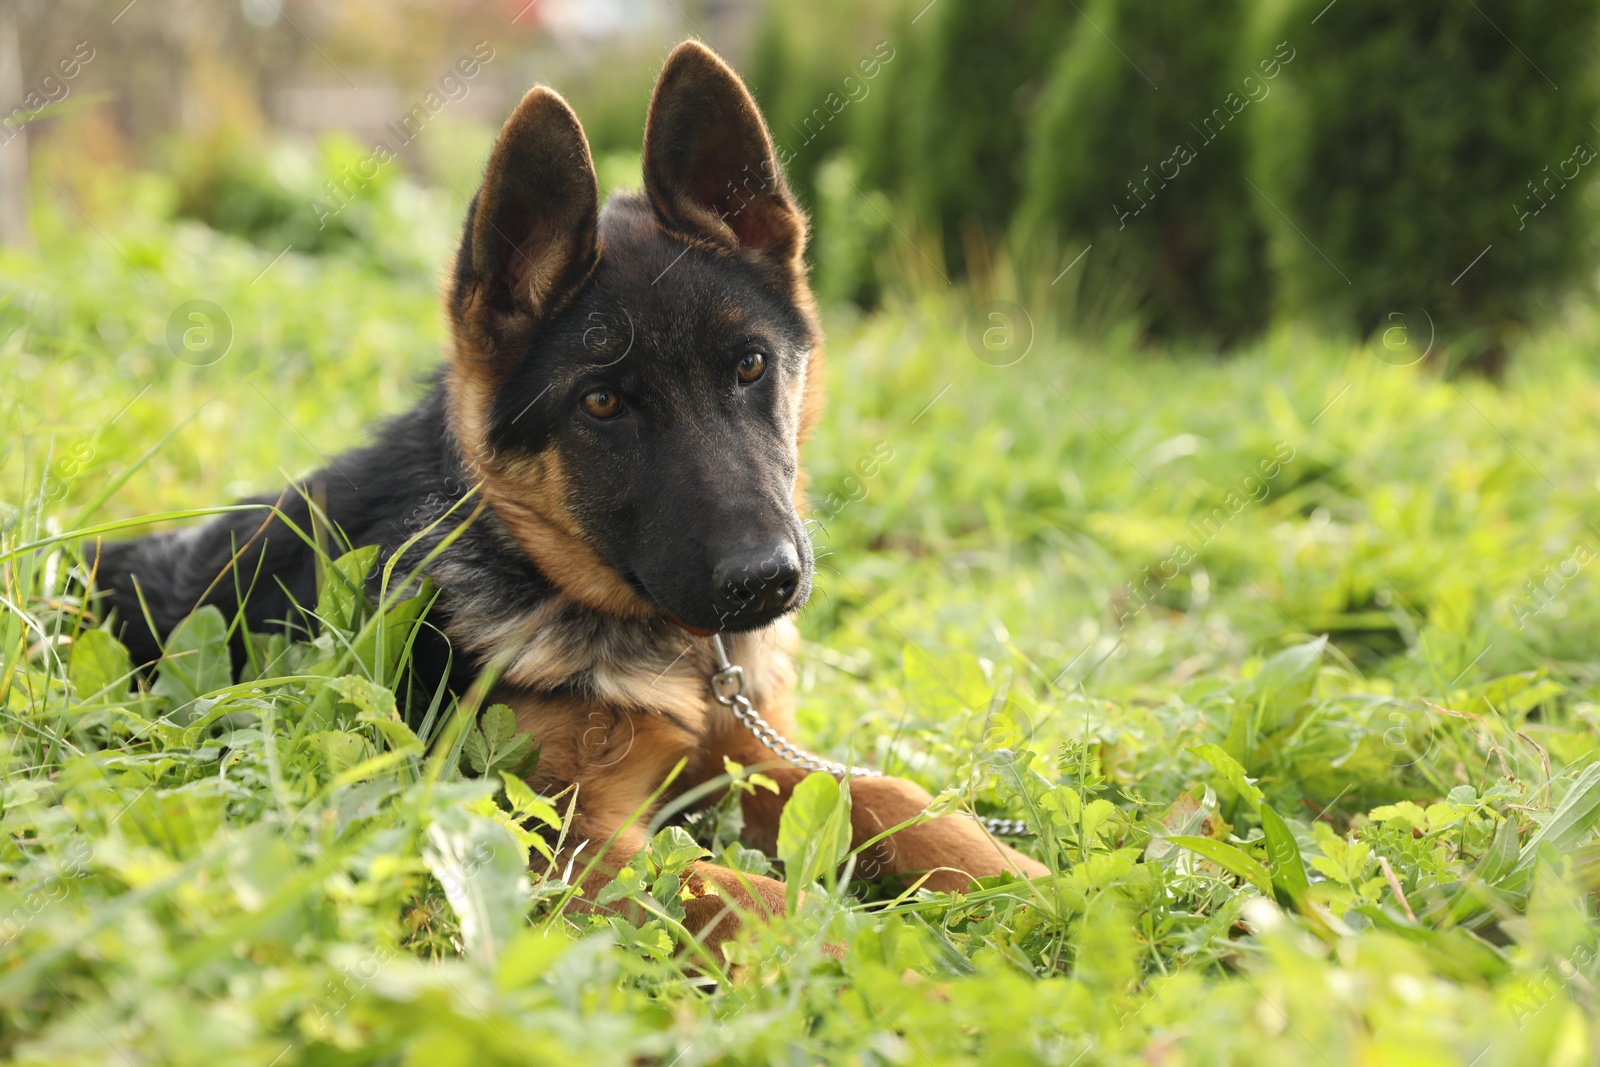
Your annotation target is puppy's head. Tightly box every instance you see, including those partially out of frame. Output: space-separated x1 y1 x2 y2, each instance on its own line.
446 40 821 635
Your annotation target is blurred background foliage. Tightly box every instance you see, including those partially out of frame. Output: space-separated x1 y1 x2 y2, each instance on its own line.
746 0 1600 362
4 0 1596 364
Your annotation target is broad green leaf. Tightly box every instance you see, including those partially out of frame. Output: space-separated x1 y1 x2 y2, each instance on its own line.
1259 803 1311 907
359 713 422 756
349 581 436 684
151 606 231 714
70 629 131 699
1167 836 1273 897
316 544 378 633
777 772 852 911
720 844 773 877
463 703 536 776
608 916 675 960
422 807 530 967
1478 816 1521 887
309 730 373 775
1310 822 1374 888
1514 761 1600 875
331 674 397 718
1038 783 1083 829
1446 815 1526 925
1189 743 1264 811
331 675 420 754
647 826 708 876
1370 801 1428 830
1247 638 1325 731
1079 798 1121 847
1423 801 1470 832
595 862 649 908
499 772 561 831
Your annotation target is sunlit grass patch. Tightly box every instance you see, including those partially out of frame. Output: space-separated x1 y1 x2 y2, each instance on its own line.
1 197 1598 1064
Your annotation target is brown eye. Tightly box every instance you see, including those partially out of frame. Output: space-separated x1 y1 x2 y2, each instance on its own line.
581 389 621 419
737 351 766 384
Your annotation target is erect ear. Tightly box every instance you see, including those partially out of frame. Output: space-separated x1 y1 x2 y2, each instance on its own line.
642 40 806 272
451 86 598 351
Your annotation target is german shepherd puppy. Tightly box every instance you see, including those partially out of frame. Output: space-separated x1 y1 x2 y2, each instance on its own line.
96 41 1045 949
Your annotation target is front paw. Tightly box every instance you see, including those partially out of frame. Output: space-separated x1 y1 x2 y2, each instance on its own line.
678 864 787 954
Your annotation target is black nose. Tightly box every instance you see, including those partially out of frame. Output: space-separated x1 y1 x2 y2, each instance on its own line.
712 542 802 621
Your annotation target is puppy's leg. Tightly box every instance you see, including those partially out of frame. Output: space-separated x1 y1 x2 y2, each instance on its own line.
722 733 1049 890
678 860 790 953
547 814 789 958
509 692 791 953
840 775 1049 890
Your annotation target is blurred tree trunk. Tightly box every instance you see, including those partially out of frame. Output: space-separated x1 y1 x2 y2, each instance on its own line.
0 0 32 250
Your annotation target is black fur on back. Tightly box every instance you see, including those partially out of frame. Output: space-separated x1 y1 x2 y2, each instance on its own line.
92 381 552 701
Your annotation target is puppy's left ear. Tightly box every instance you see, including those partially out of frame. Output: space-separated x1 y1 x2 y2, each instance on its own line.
643 40 805 273
451 86 599 358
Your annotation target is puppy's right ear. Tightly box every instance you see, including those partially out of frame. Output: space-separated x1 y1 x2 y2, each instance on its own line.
450 87 599 362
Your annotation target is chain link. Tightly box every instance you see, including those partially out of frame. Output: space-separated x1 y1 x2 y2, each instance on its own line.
709 635 1032 838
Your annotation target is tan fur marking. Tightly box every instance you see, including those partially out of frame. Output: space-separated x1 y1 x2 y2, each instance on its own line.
680 862 790 955
481 451 656 620
441 335 651 621
504 685 793 953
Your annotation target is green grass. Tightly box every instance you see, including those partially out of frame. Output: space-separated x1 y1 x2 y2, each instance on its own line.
3 185 1600 1065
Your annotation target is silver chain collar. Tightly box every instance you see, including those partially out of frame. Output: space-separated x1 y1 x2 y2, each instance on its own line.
708 634 1032 838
